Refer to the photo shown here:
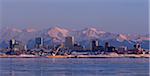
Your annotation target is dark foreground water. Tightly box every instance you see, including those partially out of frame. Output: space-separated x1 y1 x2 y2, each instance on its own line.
0 58 149 76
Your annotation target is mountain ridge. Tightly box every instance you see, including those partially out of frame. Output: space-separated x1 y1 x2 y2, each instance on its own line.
0 27 149 49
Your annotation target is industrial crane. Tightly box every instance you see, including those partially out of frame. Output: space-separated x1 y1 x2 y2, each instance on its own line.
52 44 64 56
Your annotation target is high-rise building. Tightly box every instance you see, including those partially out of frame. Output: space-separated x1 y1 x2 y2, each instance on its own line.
134 43 141 49
104 42 109 51
65 36 74 49
9 39 25 53
35 37 43 48
9 39 16 49
91 40 99 50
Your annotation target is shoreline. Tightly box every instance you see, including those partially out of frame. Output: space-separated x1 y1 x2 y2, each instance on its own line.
0 54 150 58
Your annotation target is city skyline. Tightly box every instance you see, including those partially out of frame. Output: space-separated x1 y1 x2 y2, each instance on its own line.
0 26 149 50
1 0 148 34
0 1 149 76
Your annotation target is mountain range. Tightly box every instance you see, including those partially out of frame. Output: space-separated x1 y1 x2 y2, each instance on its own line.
0 27 149 49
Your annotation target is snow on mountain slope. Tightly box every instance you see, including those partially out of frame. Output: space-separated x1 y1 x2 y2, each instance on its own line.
116 34 129 42
46 27 69 42
0 27 22 41
47 27 69 38
0 27 149 49
25 28 37 33
0 27 38 43
81 27 105 38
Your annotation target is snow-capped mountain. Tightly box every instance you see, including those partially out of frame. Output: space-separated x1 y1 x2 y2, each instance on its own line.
0 27 38 43
81 27 105 37
116 34 129 42
0 27 149 49
47 27 69 42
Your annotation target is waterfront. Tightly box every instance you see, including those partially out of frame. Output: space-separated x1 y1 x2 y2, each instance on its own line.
0 58 149 76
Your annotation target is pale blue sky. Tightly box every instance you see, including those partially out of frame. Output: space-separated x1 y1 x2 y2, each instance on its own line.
1 0 148 34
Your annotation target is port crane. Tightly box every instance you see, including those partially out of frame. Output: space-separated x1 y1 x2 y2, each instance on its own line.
52 44 64 56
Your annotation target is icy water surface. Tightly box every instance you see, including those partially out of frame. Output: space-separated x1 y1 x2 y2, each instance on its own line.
0 58 149 76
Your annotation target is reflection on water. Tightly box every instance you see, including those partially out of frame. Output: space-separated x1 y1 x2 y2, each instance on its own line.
0 58 149 76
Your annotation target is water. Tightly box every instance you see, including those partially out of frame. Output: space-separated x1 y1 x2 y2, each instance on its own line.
0 58 149 76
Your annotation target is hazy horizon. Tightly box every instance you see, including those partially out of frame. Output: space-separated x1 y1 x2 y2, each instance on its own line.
1 0 148 34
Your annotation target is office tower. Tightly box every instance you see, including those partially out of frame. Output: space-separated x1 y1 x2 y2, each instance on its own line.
105 42 109 48
65 36 74 49
35 37 43 48
9 39 16 49
91 40 99 50
24 45 27 51
104 42 109 51
134 43 140 49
